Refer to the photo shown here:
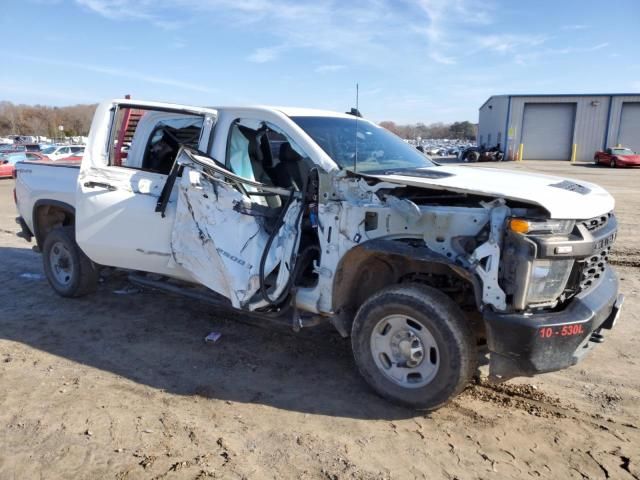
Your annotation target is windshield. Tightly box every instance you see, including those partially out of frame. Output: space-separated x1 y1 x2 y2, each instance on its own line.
41 146 57 154
612 148 634 155
291 116 436 173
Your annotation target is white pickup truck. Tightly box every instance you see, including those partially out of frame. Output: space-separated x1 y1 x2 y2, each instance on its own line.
14 99 623 409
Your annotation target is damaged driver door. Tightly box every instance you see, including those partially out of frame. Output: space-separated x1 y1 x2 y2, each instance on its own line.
168 149 304 311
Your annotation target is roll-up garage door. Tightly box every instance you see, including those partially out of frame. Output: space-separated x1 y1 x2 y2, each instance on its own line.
617 103 640 152
522 103 576 160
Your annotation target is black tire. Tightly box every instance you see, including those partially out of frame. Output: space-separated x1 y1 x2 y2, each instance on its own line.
42 226 98 297
467 151 480 163
610 158 616 168
351 284 476 410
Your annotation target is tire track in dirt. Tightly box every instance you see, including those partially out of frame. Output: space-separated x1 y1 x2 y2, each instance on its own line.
462 380 639 440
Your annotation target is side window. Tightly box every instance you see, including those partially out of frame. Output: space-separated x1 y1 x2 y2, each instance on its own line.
109 106 204 175
226 118 311 191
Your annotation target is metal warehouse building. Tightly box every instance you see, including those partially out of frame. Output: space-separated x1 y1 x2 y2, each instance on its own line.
478 94 640 162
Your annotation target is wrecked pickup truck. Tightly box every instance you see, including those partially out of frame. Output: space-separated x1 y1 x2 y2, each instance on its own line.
14 99 624 409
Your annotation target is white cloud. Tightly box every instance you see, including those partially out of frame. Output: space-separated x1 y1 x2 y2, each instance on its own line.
73 0 401 65
429 52 456 65
476 34 547 54
315 64 346 73
7 54 217 94
515 42 609 65
247 46 285 63
72 0 609 75
561 24 588 30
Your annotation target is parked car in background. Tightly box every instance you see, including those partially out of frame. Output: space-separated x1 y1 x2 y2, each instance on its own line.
60 154 84 163
41 145 84 160
70 145 85 156
0 151 47 178
594 147 640 168
21 143 42 152
459 144 504 163
0 144 26 153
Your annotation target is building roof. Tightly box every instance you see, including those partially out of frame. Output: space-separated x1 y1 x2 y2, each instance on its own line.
480 93 640 110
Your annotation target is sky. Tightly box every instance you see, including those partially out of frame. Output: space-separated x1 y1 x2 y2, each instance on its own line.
1 0 639 124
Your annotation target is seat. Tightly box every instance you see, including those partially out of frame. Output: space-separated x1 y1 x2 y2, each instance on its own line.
272 142 307 190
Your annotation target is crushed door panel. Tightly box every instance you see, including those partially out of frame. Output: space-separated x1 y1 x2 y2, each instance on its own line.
170 150 302 310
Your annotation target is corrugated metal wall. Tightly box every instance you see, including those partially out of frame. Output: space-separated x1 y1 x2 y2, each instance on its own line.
508 96 611 162
480 94 640 161
478 96 508 148
607 96 640 150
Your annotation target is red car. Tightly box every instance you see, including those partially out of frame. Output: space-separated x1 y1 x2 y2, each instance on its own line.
594 147 640 168
0 151 47 178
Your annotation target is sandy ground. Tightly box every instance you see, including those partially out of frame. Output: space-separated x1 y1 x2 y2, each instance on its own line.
0 160 639 479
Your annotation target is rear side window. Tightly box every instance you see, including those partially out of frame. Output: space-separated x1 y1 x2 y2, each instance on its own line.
109 106 204 175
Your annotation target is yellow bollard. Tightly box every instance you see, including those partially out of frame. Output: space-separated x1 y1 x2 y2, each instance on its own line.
518 143 524 162
571 143 577 163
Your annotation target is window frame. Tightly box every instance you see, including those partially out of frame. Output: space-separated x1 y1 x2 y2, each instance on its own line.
105 104 207 176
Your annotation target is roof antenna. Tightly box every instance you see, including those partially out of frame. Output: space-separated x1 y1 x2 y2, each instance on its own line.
354 82 359 173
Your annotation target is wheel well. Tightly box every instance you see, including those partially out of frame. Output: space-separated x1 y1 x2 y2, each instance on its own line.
33 202 75 248
332 243 482 333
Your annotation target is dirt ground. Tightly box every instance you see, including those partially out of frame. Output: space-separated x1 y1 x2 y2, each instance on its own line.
0 160 638 480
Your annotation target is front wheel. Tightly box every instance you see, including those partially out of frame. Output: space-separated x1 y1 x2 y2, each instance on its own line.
351 284 477 410
610 158 617 168
42 226 99 297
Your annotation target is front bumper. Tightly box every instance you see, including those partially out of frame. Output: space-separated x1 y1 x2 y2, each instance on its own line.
484 266 623 380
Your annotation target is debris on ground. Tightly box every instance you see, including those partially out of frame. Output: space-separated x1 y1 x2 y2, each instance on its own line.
19 272 43 280
204 332 222 343
113 286 141 295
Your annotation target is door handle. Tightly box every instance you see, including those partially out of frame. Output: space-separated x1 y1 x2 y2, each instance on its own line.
84 181 117 191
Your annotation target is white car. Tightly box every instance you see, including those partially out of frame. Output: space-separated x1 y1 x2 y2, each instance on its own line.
41 145 85 160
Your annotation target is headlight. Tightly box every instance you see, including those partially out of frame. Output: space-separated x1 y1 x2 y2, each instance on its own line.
509 218 575 235
526 259 574 304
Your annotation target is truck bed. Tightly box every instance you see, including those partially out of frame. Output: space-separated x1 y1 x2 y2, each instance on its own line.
14 160 80 236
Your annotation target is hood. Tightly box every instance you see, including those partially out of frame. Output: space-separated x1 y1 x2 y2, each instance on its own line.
617 154 640 161
370 165 615 219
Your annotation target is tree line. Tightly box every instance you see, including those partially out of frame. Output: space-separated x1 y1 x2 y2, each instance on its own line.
0 100 477 141
0 101 97 138
378 120 477 140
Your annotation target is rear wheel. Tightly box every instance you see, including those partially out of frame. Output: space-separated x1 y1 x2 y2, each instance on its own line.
42 226 98 297
610 158 617 168
351 284 476 410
